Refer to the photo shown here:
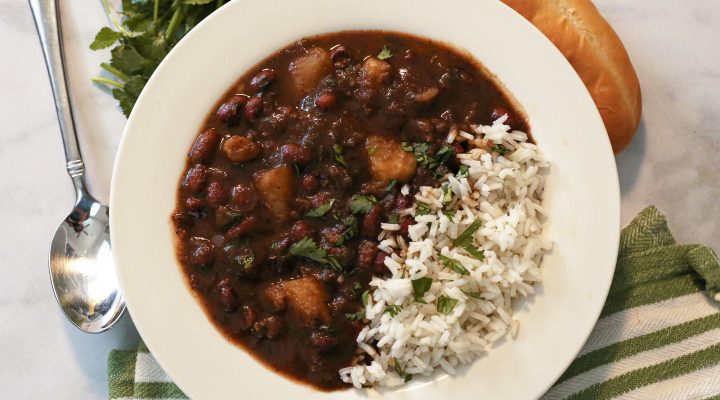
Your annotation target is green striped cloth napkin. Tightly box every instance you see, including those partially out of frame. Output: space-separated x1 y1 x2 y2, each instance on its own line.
109 206 720 399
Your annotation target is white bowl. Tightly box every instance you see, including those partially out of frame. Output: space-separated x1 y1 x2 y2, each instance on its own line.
110 0 620 398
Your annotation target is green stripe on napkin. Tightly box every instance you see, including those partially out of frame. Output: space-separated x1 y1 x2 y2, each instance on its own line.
109 206 720 399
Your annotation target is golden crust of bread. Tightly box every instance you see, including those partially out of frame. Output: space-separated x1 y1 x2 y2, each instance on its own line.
502 0 642 153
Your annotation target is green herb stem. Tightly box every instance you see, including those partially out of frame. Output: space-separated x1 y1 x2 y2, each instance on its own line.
100 62 130 81
165 4 184 42
91 76 124 88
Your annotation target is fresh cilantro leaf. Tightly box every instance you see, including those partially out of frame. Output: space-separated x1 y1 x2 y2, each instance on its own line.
401 142 413 152
353 282 362 291
386 179 398 192
461 289 487 300
491 144 511 156
89 27 123 50
439 255 469 275
306 199 335 217
91 0 225 116
456 164 470 179
349 195 377 214
333 144 347 166
415 202 431 216
442 184 453 205
412 277 433 302
345 311 365 321
334 215 358 246
435 144 456 164
361 290 370 306
436 295 459 315
388 214 399 224
289 237 343 272
453 219 485 260
367 146 377 155
442 209 456 219
393 359 413 382
377 45 393 60
384 304 402 317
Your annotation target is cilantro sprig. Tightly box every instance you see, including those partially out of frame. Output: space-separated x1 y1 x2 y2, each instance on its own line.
90 0 225 116
288 237 343 272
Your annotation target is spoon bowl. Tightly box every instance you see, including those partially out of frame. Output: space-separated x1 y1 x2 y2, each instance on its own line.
49 192 123 332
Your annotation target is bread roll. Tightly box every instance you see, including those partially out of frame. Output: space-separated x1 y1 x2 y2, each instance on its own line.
501 0 642 153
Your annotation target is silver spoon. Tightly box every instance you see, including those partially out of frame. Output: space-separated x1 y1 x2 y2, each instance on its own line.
30 0 125 333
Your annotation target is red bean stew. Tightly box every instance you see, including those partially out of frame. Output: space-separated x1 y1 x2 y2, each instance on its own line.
172 31 527 390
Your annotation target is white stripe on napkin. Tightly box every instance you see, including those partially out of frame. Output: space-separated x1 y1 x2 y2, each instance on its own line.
580 293 720 356
543 328 720 400
616 362 720 400
135 352 174 383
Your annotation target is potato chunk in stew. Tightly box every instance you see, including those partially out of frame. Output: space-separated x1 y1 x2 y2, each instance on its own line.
288 47 332 99
366 135 417 184
252 165 294 220
265 277 331 327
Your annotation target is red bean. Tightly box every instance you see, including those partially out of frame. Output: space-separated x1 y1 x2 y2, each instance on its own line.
189 237 215 267
290 221 315 241
217 278 238 312
372 251 389 275
216 94 248 123
302 174 319 192
399 217 413 238
362 204 382 238
205 181 228 208
230 184 257 212
244 96 264 121
250 69 276 92
225 216 257 240
396 195 412 210
280 143 311 165
185 196 205 211
183 164 207 193
330 45 351 69
315 92 336 110
357 240 379 270
189 128 220 163
239 306 256 330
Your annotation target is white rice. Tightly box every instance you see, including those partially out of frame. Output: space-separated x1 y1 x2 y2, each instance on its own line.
339 115 551 388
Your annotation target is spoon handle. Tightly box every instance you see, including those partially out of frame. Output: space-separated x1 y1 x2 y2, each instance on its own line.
29 0 87 194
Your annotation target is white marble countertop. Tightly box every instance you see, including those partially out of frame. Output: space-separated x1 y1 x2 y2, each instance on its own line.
0 0 718 398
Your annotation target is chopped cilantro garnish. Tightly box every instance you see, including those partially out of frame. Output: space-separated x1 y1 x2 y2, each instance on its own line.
442 209 457 219
361 290 370 306
439 254 469 275
388 214 400 224
415 202 431 216
412 277 433 302
435 144 456 164
491 144 511 156
453 219 486 260
393 359 413 382
456 164 470 179
345 311 365 321
386 179 398 192
442 184 453 205
334 215 358 246
436 295 459 315
305 199 334 217
289 237 343 272
349 195 377 214
384 304 402 317
367 146 377 155
377 45 393 60
333 144 347 166
462 289 487 300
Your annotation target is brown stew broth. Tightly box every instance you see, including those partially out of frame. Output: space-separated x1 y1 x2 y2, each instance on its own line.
172 31 527 390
